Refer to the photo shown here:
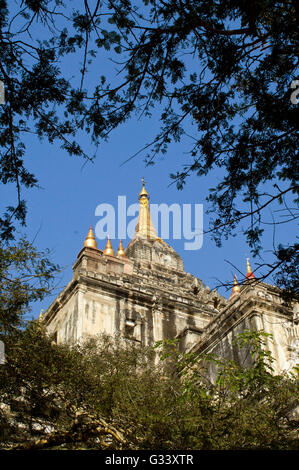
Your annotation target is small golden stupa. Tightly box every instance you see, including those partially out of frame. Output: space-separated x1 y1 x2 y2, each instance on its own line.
229 275 240 300
116 239 126 257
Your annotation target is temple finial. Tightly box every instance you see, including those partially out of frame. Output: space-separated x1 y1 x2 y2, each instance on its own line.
246 258 255 279
229 275 240 300
135 180 158 239
38 311 44 323
83 226 98 249
116 239 126 257
103 236 115 256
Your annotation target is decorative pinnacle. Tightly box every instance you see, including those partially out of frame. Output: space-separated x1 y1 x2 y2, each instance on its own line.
116 239 126 257
246 258 255 279
135 179 158 240
229 275 240 300
139 177 149 199
103 237 115 256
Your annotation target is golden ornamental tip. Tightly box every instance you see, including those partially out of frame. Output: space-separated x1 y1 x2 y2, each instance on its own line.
38 312 44 323
116 239 126 258
83 226 98 249
229 275 240 300
103 237 115 256
246 258 255 279
139 177 149 199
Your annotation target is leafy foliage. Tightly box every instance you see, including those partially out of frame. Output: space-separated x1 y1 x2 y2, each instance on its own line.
0 238 60 335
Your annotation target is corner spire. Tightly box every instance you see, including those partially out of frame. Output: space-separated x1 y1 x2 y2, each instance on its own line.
229 275 240 300
135 179 158 240
83 226 98 249
246 258 255 279
116 239 126 257
103 237 115 256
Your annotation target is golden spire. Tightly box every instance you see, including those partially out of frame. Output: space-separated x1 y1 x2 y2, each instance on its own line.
229 275 240 300
246 258 255 279
83 226 98 249
116 239 126 257
103 237 115 256
135 178 158 240
38 311 44 323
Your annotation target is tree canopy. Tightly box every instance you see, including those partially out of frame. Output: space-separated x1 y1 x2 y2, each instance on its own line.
0 238 60 335
0 0 298 293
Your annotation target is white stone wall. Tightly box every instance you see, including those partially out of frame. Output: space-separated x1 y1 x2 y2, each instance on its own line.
45 291 79 344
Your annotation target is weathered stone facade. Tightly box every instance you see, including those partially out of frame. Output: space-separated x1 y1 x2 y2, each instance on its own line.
44 238 225 349
43 184 299 375
190 280 299 379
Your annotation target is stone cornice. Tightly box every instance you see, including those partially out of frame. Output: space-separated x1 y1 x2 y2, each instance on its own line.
44 262 219 325
190 286 294 355
43 278 79 325
76 270 217 317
